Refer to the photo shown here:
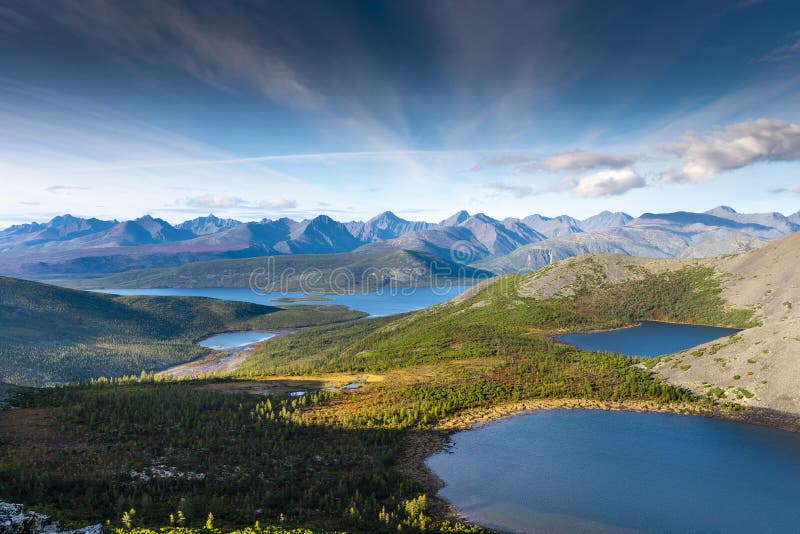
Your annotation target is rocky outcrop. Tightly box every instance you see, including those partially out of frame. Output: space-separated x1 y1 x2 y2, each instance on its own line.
0 502 101 534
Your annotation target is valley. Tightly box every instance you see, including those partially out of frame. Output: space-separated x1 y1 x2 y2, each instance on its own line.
5 3 800 532
2 230 798 532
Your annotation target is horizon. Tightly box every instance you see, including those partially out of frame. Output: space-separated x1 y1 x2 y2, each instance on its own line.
2 1 800 227
4 204 799 230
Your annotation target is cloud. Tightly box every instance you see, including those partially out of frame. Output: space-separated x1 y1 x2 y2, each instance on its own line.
769 184 800 194
760 35 800 63
542 150 638 172
258 198 297 210
184 194 244 208
573 168 646 198
470 154 532 173
43 0 320 109
46 184 90 192
659 119 800 183
483 181 535 197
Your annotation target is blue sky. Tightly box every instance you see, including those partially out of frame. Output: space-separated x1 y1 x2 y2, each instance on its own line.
2 0 800 227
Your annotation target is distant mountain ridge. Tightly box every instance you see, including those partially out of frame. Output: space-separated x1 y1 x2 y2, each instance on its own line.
1 206 798 279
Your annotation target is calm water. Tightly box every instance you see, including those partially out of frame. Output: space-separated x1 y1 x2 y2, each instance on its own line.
427 409 800 534
96 286 467 317
198 331 276 349
558 321 739 357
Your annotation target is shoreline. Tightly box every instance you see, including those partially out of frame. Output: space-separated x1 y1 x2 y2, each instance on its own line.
407 397 800 529
160 329 295 378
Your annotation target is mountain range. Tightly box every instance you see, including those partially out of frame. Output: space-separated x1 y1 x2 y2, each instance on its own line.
1 207 798 280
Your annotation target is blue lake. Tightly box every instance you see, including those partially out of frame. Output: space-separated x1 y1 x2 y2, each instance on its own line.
558 321 740 357
95 286 468 317
427 409 800 534
198 331 276 350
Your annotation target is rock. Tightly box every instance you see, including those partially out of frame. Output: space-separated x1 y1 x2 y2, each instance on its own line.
0 502 101 534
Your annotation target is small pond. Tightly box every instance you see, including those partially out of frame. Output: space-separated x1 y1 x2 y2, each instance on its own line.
558 320 740 357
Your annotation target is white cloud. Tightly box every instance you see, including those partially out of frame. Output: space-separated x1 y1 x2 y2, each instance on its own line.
660 119 800 183
258 198 297 210
184 194 244 208
543 150 637 172
483 181 535 197
573 168 646 198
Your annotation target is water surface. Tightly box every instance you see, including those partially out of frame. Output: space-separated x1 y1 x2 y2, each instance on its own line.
427 409 800 533
96 286 467 317
558 320 739 357
198 331 276 349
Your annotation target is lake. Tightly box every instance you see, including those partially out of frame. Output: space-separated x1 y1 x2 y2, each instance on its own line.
95 286 468 317
558 320 740 357
198 331 276 349
427 409 800 534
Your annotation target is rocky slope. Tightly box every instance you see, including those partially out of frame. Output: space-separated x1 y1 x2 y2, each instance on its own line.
655 232 800 414
0 502 100 533
500 233 800 415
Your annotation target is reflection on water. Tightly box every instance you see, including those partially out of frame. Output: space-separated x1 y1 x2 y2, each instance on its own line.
96 286 468 317
558 320 740 357
427 409 800 534
198 331 276 349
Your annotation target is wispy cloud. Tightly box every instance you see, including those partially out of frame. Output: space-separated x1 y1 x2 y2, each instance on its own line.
573 169 646 198
46 185 90 192
41 0 320 109
184 194 244 209
659 119 800 183
541 150 639 172
258 198 297 210
769 184 800 194
760 34 800 63
483 181 536 197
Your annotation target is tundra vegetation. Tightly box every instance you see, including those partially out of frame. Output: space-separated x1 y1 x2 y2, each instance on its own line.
0 276 365 386
0 264 755 532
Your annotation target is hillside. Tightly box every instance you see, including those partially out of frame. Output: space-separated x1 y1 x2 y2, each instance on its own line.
66 247 492 291
2 234 796 532
240 234 800 416
471 233 800 414
0 277 364 386
655 232 800 413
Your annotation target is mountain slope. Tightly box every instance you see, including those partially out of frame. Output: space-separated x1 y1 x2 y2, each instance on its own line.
177 214 242 235
66 247 492 291
521 214 584 238
346 211 433 242
0 214 116 248
705 206 799 235
655 233 800 413
579 211 633 232
0 277 363 386
243 233 800 416
2 208 798 280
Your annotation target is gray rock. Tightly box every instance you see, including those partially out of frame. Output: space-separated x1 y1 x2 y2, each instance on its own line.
0 502 101 534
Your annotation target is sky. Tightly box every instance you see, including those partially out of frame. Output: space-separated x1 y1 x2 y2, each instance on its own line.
2 0 800 228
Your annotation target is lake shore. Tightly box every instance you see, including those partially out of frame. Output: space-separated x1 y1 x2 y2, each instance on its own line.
159 330 295 378
405 397 800 530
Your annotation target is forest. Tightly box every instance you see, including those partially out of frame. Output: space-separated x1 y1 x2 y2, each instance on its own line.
0 276 364 386
0 264 754 532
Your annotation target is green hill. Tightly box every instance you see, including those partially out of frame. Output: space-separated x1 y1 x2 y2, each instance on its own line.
64 247 493 290
0 276 364 385
240 257 755 377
